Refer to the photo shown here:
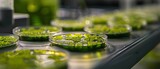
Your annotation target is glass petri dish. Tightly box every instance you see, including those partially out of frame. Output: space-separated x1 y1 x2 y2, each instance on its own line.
126 12 147 30
52 20 86 31
0 34 18 48
89 15 108 25
0 49 68 69
68 49 108 69
85 25 131 39
13 26 62 47
128 19 147 30
107 25 131 38
50 32 108 52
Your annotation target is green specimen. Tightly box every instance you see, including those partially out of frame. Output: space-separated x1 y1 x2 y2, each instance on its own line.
54 20 85 31
85 25 130 38
0 50 67 69
14 26 61 42
127 13 147 30
0 36 17 48
51 33 107 52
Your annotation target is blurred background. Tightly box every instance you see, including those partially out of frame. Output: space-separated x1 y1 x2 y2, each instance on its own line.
14 0 160 26
0 0 160 69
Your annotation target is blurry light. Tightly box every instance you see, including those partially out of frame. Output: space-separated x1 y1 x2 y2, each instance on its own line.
96 52 102 59
27 4 37 12
47 51 55 54
83 55 90 59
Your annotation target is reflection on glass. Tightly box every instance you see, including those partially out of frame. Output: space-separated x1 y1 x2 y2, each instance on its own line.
0 49 67 69
68 49 108 69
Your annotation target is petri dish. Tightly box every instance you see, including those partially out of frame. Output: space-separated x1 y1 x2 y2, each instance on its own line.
0 49 68 69
50 32 108 52
52 20 86 31
85 25 131 39
0 34 17 48
13 26 61 47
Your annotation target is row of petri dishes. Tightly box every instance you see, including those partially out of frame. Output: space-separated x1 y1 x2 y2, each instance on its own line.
1 5 160 52
0 5 160 69
0 27 108 69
